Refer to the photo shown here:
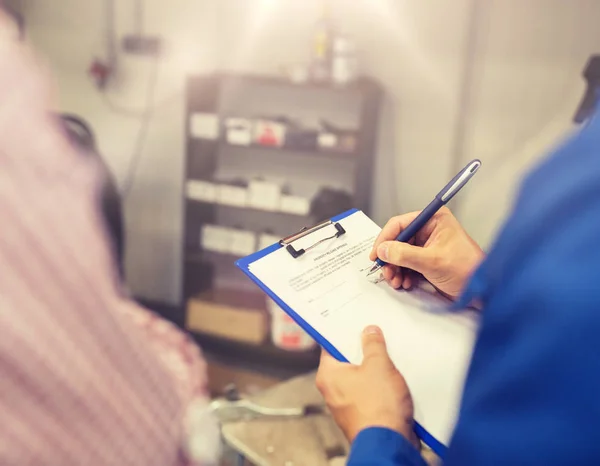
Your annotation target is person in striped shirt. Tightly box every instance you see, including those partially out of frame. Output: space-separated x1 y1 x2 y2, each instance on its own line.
0 9 219 465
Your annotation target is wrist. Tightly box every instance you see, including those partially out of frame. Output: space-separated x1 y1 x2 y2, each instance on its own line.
352 417 418 449
349 428 427 466
452 250 485 298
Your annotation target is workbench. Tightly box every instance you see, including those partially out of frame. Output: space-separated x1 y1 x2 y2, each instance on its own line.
221 372 439 466
222 373 348 466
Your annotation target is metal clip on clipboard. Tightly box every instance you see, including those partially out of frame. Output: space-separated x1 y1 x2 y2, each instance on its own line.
280 219 346 258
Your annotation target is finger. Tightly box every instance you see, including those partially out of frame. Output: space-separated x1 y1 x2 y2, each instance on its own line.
316 350 330 393
382 264 396 281
377 241 434 275
402 273 412 290
316 349 338 388
361 326 391 366
390 268 404 289
319 347 341 369
369 212 421 261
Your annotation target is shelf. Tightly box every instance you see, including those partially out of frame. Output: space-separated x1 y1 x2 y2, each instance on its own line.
216 72 379 95
191 331 320 376
219 141 357 160
185 196 312 219
185 289 319 375
183 73 382 379
135 297 316 379
185 249 242 265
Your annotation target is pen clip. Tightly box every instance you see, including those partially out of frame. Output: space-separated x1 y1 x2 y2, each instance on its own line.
280 220 346 259
438 159 481 203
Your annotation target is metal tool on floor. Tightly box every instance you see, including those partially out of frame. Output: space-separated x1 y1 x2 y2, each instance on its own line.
210 384 326 424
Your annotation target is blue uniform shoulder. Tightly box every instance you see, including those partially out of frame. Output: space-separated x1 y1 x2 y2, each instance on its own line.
448 114 600 465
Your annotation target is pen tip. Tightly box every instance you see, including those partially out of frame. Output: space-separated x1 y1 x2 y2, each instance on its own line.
367 264 381 276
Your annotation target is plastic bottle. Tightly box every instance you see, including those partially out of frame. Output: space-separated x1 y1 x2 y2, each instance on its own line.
310 3 333 83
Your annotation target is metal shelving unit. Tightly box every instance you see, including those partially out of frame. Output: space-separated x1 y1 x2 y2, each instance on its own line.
182 73 383 377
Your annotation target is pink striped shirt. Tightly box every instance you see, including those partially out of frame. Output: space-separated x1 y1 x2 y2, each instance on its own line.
0 14 218 465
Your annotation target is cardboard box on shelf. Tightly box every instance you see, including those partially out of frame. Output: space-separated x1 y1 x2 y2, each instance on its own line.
229 229 256 256
186 289 269 344
217 183 248 207
247 180 281 211
224 118 253 146
189 112 220 140
317 131 357 154
317 132 338 150
200 225 232 253
257 232 280 251
186 179 217 203
280 194 311 216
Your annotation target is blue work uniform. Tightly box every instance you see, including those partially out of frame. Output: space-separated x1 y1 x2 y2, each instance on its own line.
349 112 600 466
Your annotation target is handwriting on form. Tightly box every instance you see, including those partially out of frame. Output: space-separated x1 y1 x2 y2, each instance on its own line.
288 237 375 292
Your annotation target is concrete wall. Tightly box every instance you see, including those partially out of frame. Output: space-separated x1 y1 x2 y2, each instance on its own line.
23 0 600 303
456 0 599 246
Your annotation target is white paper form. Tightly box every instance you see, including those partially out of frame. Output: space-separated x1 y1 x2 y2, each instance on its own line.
248 211 479 446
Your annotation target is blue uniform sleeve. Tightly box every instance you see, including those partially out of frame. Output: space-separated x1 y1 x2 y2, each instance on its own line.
445 114 600 465
348 428 427 466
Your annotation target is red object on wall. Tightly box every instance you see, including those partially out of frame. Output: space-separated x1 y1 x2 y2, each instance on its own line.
88 59 112 89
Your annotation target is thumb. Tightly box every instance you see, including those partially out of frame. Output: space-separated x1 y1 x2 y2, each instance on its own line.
361 326 391 366
377 241 433 274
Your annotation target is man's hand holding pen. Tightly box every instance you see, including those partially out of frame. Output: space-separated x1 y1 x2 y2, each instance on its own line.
370 207 484 299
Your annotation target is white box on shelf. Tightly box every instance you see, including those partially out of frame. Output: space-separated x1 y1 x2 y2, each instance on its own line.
201 225 232 253
280 194 311 216
247 180 281 211
317 132 338 150
257 233 280 251
186 180 217 203
190 113 219 140
229 229 256 257
217 184 248 207
225 118 253 146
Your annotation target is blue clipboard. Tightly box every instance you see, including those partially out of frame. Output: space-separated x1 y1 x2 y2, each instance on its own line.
235 208 448 458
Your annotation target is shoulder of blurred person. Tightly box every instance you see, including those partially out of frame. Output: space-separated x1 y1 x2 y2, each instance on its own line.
446 113 600 465
0 14 219 466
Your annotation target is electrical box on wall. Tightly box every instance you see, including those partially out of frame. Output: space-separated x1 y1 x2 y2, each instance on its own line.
122 35 162 56
3 0 25 38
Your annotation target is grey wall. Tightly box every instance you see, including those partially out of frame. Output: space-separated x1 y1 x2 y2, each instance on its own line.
24 0 600 304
